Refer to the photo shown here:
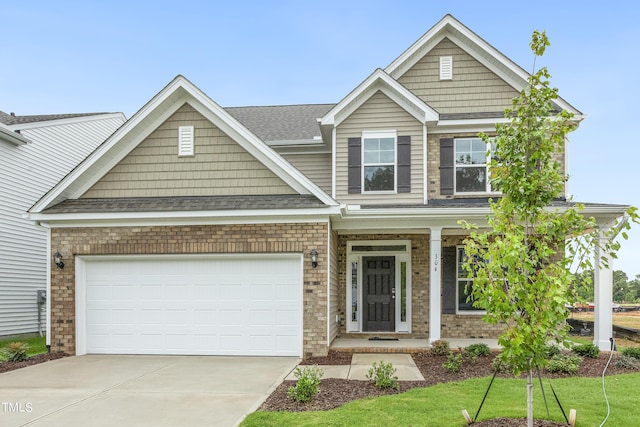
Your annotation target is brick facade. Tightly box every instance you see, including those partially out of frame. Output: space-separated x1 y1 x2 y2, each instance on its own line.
333 233 503 340
50 222 329 358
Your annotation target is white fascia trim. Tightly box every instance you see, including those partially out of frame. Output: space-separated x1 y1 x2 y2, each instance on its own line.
8 112 127 131
31 76 337 212
320 69 438 127
182 94 335 206
384 14 581 117
30 208 338 228
0 123 30 145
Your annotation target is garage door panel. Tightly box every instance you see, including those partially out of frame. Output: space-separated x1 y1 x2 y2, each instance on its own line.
82 255 302 356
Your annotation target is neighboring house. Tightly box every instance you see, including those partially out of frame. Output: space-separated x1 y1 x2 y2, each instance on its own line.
28 15 626 357
0 111 126 336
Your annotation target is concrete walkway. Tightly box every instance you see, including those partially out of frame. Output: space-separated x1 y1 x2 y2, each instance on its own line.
286 353 425 381
0 355 299 427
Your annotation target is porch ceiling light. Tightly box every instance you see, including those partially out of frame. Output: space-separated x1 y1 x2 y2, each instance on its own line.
53 251 64 269
310 249 318 268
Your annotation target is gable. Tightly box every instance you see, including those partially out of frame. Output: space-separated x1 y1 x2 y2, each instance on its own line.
335 90 424 205
398 38 520 115
81 103 296 198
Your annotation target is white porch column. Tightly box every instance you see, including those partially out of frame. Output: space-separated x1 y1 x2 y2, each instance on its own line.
593 229 614 351
429 227 442 343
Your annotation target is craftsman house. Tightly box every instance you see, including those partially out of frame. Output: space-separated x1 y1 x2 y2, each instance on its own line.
0 112 125 336
28 15 625 358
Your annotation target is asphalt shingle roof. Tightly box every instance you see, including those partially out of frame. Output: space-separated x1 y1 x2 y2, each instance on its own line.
225 104 334 142
43 194 327 214
0 111 114 126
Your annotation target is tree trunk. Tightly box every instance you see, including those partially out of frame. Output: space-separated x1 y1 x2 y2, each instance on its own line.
527 368 534 427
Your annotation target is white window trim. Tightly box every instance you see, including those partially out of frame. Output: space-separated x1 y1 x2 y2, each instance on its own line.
455 245 485 315
361 130 397 194
453 137 499 195
346 240 412 332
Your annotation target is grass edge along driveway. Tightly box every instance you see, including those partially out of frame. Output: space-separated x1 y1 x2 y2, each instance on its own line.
242 373 640 426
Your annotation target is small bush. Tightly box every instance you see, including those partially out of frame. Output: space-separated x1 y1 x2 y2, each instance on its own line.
620 347 640 360
545 354 581 375
443 352 463 373
366 361 399 390
1 342 29 362
465 343 491 359
431 340 450 356
491 356 513 373
571 343 600 358
615 354 639 370
542 344 562 359
287 365 323 403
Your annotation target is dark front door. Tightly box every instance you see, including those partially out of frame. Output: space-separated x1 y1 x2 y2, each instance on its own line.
363 256 395 332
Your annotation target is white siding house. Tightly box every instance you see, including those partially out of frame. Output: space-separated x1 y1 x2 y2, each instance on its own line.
0 112 125 336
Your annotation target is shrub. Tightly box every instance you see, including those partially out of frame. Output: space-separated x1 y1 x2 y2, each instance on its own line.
571 343 600 358
1 342 29 362
464 343 491 359
615 354 639 370
545 354 581 375
287 365 323 403
542 344 562 359
620 347 640 360
443 352 463 373
366 361 399 390
430 339 450 356
491 355 513 373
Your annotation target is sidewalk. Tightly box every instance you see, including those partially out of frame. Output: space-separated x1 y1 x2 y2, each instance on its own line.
286 353 425 381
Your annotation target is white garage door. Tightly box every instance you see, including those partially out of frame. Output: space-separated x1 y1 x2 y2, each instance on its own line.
77 255 302 356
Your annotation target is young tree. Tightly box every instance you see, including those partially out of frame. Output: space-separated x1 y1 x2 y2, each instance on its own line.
461 31 637 426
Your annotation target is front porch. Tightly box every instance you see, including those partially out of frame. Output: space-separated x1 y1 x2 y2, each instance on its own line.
330 337 500 353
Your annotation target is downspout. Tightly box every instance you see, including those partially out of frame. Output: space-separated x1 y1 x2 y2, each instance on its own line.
35 221 52 353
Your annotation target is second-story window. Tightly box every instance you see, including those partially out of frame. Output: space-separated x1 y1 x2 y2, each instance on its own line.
363 131 396 192
454 137 494 193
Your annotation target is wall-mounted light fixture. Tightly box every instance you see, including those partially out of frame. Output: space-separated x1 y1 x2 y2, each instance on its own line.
53 251 64 269
310 249 318 268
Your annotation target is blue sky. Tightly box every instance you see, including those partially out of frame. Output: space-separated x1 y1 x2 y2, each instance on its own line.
3 1 639 278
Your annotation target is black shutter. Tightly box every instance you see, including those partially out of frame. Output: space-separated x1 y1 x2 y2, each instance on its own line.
397 135 411 193
439 138 454 195
348 137 361 194
441 246 457 314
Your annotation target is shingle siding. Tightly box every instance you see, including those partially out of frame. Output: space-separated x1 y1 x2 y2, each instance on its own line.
398 38 519 114
81 103 296 198
335 91 424 204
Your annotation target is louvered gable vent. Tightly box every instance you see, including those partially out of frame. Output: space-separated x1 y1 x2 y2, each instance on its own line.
439 56 453 80
178 125 194 156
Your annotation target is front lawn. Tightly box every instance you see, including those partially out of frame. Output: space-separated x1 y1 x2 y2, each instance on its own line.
0 333 47 359
242 374 640 426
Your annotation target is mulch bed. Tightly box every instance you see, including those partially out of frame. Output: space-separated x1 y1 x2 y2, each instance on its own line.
260 350 632 425
0 352 67 374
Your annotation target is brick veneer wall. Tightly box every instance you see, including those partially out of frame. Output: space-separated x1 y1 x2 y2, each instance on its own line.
50 222 329 358
441 235 503 339
336 234 430 338
333 233 503 340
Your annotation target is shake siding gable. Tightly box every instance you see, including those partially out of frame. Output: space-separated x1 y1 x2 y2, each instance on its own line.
81 103 297 198
279 152 332 194
398 38 519 114
335 91 423 205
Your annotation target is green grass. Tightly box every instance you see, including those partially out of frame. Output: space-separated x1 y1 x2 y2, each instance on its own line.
241 374 640 426
0 333 47 359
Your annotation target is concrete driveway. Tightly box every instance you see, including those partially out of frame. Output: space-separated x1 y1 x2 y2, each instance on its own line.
0 355 298 427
